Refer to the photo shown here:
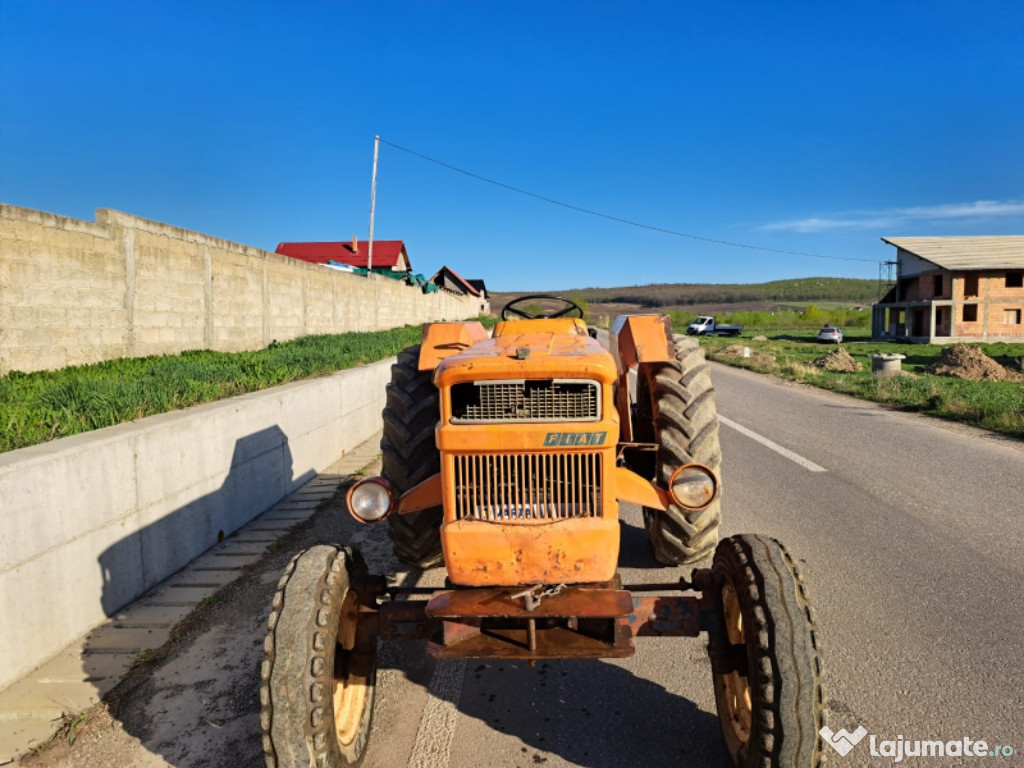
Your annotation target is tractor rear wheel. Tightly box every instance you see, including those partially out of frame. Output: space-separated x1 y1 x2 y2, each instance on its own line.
641 335 722 563
261 545 378 768
381 345 444 568
710 535 826 768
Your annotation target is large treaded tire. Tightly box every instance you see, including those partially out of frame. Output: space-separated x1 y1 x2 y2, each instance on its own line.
381 345 444 569
261 545 377 768
711 534 827 768
641 335 723 564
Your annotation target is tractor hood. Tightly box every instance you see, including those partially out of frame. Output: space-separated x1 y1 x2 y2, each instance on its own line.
433 330 618 388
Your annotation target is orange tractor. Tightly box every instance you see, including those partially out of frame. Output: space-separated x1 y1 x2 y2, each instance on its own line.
260 296 826 768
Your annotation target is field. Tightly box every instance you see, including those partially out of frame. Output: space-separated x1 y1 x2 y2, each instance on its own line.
697 332 1024 438
488 285 1023 438
490 276 881 327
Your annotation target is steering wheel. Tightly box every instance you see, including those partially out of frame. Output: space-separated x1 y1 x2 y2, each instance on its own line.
501 294 585 320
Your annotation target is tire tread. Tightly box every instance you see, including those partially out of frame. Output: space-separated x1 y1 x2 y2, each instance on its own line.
261 546 376 768
642 337 723 563
381 345 444 568
712 534 827 768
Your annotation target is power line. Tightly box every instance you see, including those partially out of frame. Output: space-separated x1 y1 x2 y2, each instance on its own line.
378 137 878 264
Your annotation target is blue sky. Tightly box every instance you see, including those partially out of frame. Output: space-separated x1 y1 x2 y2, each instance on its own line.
1 1 1022 291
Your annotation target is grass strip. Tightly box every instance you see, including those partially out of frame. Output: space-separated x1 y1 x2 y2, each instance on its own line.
1 319 495 453
667 306 872 333
697 332 1024 439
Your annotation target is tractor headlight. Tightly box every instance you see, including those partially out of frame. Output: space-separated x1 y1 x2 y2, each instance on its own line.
346 478 394 524
668 464 718 510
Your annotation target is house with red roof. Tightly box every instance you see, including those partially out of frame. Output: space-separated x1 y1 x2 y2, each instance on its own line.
275 237 411 272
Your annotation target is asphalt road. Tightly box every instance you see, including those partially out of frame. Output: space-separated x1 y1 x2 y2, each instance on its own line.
367 361 1024 768
707 364 1024 764
29 360 1024 768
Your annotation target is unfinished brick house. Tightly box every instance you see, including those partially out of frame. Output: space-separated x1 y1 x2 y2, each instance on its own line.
871 236 1024 343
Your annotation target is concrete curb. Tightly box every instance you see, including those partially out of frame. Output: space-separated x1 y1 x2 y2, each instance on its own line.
0 434 382 764
0 358 394 693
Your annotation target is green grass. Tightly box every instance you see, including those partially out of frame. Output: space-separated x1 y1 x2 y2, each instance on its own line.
698 333 1024 438
668 306 872 332
1 317 496 454
131 649 158 667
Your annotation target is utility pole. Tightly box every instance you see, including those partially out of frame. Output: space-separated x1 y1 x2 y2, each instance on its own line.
878 259 896 299
367 135 380 275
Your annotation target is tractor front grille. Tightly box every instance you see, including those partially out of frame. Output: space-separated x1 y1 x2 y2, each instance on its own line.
452 452 603 521
450 380 600 424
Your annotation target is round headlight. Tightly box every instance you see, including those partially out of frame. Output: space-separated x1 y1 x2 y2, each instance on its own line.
347 478 394 523
668 465 718 510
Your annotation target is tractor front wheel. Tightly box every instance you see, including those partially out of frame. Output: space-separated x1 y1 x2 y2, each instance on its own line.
261 545 378 768
710 535 826 768
640 335 722 563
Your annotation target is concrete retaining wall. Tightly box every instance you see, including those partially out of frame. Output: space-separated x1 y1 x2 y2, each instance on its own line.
0 204 486 374
0 358 393 691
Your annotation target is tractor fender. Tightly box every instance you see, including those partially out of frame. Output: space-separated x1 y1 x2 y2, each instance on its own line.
610 315 675 441
610 314 675 367
417 322 490 370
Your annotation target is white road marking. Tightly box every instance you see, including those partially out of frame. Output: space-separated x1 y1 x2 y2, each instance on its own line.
719 415 827 473
409 659 466 768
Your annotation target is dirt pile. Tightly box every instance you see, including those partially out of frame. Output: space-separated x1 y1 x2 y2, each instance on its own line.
811 347 863 373
925 344 1023 382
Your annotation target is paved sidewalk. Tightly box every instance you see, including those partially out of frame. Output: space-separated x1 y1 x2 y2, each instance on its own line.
0 434 382 765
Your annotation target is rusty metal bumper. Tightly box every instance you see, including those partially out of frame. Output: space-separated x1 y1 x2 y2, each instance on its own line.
371 576 720 661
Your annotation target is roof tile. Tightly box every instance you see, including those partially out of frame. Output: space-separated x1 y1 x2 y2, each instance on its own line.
883 236 1024 270
275 240 407 269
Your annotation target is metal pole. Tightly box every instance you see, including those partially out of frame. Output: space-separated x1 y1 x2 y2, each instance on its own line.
367 135 380 276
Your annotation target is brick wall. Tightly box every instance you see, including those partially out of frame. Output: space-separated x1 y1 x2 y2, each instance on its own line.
952 270 1024 339
0 205 485 374
908 269 948 301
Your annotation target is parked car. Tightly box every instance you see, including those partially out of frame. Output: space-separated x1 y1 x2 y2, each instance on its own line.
686 316 744 336
817 326 844 343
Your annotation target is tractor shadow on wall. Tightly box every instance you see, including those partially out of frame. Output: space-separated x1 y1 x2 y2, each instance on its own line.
95 425 314 618
75 426 315 739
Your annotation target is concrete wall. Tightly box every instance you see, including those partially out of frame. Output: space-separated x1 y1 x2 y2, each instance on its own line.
0 205 482 374
0 358 393 691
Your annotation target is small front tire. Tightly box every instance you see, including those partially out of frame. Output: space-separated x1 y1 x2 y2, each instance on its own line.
710 535 826 767
261 545 378 768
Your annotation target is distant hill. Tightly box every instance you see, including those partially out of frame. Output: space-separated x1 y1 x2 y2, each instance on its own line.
491 277 881 316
